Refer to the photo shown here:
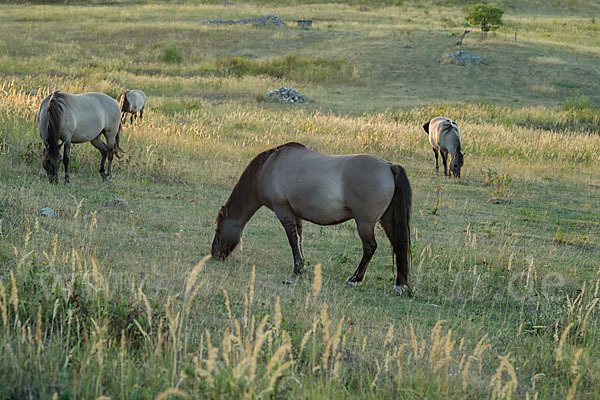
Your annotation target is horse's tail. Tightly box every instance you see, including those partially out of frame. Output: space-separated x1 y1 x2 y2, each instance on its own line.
114 121 125 160
45 91 65 154
389 164 412 286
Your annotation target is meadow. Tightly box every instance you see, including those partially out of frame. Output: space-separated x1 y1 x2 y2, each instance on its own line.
0 1 599 398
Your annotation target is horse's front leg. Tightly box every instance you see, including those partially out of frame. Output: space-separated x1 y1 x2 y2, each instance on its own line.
62 141 71 185
347 221 377 286
295 217 305 259
274 206 304 285
440 151 449 176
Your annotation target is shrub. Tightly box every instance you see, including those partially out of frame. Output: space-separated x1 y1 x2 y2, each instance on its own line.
161 45 182 64
480 167 512 197
562 94 593 112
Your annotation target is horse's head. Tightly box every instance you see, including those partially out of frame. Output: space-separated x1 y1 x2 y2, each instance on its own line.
449 151 464 178
41 144 62 184
211 205 241 260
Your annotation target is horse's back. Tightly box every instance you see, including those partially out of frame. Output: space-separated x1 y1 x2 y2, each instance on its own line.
127 90 146 111
63 92 120 142
259 146 395 224
429 117 460 153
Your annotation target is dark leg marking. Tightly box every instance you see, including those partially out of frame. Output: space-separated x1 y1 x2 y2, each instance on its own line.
440 151 448 176
91 137 108 181
274 206 305 284
63 141 71 185
347 221 377 285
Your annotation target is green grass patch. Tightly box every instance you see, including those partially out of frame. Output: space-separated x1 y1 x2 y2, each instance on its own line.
216 55 362 83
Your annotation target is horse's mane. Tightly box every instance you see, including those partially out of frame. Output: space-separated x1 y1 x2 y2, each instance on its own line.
119 90 130 111
45 91 66 157
222 142 306 213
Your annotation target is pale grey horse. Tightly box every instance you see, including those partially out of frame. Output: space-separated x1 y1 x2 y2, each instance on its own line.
422 116 464 177
38 91 123 184
211 142 413 296
119 89 146 124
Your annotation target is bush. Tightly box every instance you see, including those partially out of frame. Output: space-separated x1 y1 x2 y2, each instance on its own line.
161 45 182 64
562 94 593 112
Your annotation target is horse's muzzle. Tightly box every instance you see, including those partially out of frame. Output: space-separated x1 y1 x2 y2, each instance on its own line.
211 242 229 260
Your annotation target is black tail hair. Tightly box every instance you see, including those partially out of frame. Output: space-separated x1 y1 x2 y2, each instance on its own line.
114 121 125 159
422 121 430 134
389 164 412 286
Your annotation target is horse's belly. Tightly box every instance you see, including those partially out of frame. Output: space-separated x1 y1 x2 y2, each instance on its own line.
287 185 351 225
294 201 351 225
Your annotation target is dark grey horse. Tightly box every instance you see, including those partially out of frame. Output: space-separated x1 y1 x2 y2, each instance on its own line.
211 142 412 296
38 91 123 184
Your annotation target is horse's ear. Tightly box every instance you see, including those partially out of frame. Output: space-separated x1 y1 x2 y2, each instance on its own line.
422 121 430 134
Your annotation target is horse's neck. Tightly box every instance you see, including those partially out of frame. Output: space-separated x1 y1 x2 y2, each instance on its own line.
226 187 261 228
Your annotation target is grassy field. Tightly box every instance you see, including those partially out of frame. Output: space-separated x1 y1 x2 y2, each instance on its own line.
1 1 599 399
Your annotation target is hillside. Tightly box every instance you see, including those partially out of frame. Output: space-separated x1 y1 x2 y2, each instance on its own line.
0 2 599 399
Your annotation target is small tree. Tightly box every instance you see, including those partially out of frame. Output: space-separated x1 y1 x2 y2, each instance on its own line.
465 3 504 39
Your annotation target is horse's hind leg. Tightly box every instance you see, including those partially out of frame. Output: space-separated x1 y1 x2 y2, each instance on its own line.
91 137 108 181
347 221 377 286
105 147 115 181
274 206 305 284
432 147 439 172
140 108 144 120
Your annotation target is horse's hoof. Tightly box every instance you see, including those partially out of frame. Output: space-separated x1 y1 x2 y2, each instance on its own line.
64 182 71 187
345 280 357 287
394 285 413 297
282 279 295 285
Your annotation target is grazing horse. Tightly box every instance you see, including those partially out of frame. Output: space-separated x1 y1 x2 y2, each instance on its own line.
211 142 413 296
422 117 464 177
38 91 124 184
119 89 146 124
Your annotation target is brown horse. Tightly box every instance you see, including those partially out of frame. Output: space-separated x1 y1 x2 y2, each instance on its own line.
211 142 413 296
422 117 464 177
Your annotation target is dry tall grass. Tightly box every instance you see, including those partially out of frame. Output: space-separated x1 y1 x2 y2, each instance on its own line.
1 2 600 398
